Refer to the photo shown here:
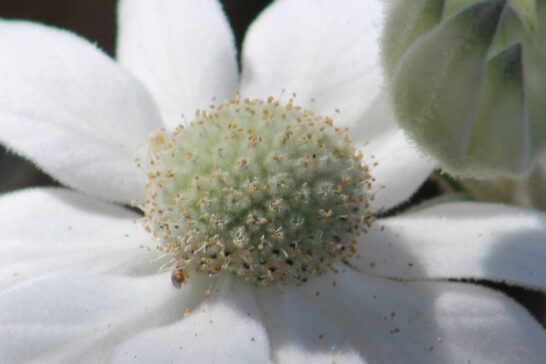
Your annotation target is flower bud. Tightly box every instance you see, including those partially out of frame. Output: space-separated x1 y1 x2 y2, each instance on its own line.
382 0 546 178
462 153 546 211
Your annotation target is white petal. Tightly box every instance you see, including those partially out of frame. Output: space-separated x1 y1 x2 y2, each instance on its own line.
0 189 212 362
113 277 273 364
0 21 162 204
352 202 546 290
348 93 398 145
257 287 365 364
299 269 546 363
364 130 435 212
117 0 238 129
0 273 210 364
240 0 385 129
0 188 154 290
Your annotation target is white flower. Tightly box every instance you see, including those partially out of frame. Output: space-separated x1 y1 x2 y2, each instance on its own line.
0 1 545 363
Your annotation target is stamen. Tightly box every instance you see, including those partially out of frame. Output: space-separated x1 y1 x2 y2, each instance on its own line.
141 95 374 287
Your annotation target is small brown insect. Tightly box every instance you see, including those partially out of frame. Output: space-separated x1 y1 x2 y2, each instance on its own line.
171 268 189 289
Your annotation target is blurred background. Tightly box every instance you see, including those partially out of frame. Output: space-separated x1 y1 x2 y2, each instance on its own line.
0 0 544 326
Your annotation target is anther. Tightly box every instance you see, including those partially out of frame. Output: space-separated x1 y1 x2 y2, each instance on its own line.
142 95 373 287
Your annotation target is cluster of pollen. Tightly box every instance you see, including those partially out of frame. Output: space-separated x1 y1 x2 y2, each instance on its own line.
139 94 374 287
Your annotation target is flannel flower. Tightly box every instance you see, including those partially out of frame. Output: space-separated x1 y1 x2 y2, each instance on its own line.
0 1 545 363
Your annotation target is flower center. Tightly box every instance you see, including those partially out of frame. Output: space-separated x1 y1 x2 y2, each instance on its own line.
140 95 373 287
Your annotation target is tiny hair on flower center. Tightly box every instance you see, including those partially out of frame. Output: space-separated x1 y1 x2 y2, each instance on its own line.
138 94 374 287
